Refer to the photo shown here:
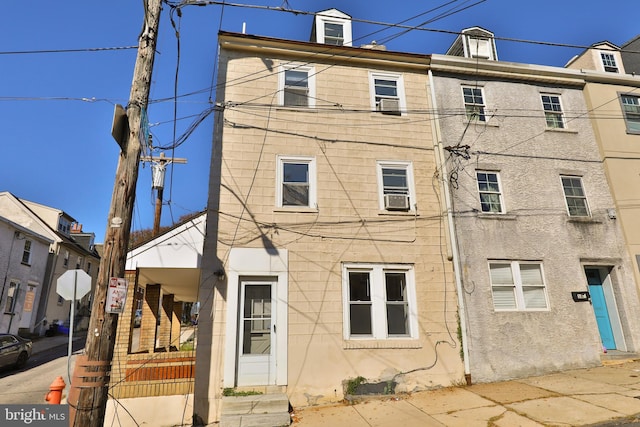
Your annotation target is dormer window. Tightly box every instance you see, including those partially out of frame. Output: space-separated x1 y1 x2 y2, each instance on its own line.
601 52 619 73
311 9 352 47
446 27 497 61
324 22 344 46
468 37 491 59
58 217 71 235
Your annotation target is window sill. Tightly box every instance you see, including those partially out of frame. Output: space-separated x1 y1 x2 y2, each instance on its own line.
567 216 601 224
275 106 318 112
626 130 640 136
464 119 499 127
21 262 31 267
378 210 417 216
477 213 516 220
545 127 578 134
344 339 421 350
273 207 318 214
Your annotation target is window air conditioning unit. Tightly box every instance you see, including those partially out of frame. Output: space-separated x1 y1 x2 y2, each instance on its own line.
384 194 410 210
379 98 400 115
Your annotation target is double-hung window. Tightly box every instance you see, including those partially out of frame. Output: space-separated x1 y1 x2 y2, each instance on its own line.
489 261 548 311
377 161 415 211
279 65 315 108
621 94 640 133
601 52 619 73
541 94 565 129
21 240 32 265
323 22 344 45
561 175 590 217
462 87 486 122
476 171 503 213
276 156 316 208
369 72 405 116
343 264 417 340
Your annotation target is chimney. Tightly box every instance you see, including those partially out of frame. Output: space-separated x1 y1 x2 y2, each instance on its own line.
71 223 83 233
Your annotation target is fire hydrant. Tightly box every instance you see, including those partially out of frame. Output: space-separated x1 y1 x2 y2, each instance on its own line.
45 376 66 404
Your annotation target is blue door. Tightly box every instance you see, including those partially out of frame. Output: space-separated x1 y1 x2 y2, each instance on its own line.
585 268 616 350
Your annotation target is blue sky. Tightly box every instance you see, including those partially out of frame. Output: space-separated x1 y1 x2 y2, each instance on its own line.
2 0 639 242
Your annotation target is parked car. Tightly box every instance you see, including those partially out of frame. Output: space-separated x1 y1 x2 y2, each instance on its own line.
0 333 32 369
133 309 142 328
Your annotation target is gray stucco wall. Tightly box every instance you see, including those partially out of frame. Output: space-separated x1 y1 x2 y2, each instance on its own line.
433 73 640 383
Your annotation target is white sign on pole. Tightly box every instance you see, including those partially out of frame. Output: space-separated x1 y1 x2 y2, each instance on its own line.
106 277 128 314
56 269 92 300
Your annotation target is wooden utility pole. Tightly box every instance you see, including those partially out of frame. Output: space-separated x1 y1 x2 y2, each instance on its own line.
140 152 187 235
69 1 162 426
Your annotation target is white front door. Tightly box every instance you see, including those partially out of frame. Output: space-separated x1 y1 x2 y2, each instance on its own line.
236 280 276 386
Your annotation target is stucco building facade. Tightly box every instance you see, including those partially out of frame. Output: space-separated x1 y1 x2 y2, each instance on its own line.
430 29 640 383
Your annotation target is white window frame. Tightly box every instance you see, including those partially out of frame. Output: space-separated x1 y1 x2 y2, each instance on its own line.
560 175 590 217
600 52 619 73
541 94 565 129
462 86 487 122
21 240 32 265
369 72 407 116
342 263 418 340
489 261 549 312
276 155 317 209
376 160 416 212
620 94 640 134
476 171 504 214
314 14 352 46
63 250 69 268
5 281 19 314
278 64 315 108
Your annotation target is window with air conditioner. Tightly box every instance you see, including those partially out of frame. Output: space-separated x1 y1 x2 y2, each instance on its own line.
369 72 406 116
278 64 315 108
377 161 415 212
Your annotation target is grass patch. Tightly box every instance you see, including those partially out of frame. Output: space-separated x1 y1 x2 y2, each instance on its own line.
223 388 263 397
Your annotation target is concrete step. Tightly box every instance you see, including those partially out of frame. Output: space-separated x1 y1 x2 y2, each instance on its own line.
220 412 290 427
222 393 289 415
601 350 640 365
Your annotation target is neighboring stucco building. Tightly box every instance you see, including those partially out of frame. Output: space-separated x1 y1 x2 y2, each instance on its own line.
0 213 52 335
430 29 640 383
0 192 100 335
194 9 463 424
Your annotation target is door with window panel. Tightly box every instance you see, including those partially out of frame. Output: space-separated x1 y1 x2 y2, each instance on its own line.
236 280 276 385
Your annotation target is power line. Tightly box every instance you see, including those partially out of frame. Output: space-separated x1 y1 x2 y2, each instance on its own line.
0 46 138 55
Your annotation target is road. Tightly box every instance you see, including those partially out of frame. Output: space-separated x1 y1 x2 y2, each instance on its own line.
0 339 84 404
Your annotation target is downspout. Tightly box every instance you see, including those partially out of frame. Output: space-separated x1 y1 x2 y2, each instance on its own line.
428 70 471 385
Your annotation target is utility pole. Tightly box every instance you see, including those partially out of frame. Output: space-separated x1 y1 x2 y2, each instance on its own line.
69 1 162 426
140 152 187 235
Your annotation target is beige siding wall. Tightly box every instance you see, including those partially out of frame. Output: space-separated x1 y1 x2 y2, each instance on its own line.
584 82 640 291
210 49 463 407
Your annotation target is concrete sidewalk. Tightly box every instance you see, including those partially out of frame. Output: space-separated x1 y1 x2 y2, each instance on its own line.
291 360 640 427
30 331 87 355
